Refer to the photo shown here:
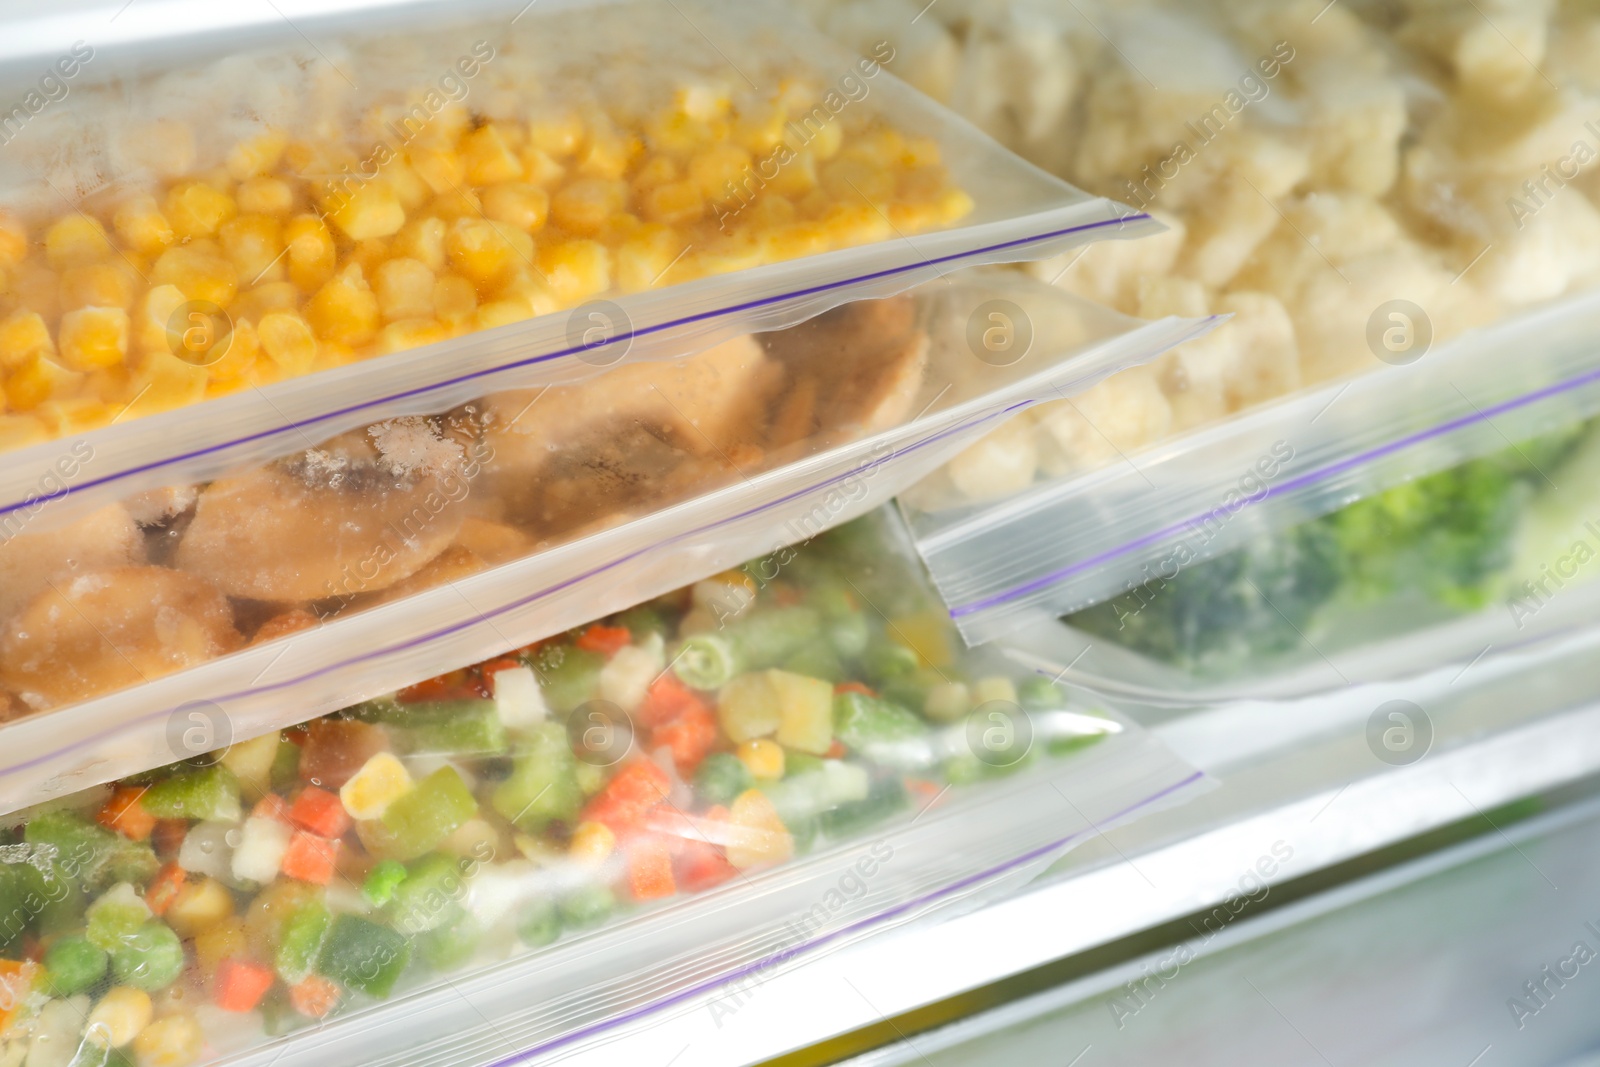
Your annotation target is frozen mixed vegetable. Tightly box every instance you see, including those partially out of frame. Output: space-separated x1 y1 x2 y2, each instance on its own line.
0 515 1114 1066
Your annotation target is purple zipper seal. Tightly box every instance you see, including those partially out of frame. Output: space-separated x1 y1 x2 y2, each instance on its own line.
463 768 1205 1067
950 361 1600 619
0 212 1150 522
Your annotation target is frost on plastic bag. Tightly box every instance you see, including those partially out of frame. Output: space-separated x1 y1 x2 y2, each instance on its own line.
0 272 1209 803
808 0 1600 500
0 512 1200 1067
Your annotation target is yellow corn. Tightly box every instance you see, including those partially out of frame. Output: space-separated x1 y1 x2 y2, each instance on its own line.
339 751 414 820
87 987 153 1048
151 243 239 308
257 311 319 374
326 180 407 241
406 145 467 195
60 262 140 312
284 214 337 292
392 216 448 273
373 257 436 322
133 285 190 355
34 397 114 436
374 317 451 355
569 820 616 867
219 214 284 285
112 195 176 256
236 176 295 217
229 280 299 326
125 351 208 417
164 181 238 240
0 414 48 450
462 122 525 185
482 182 550 232
58 307 130 371
225 129 287 180
519 146 567 188
432 273 478 325
445 218 529 285
163 877 235 938
0 310 54 370
44 215 113 270
193 915 248 979
688 143 755 200
5 356 81 411
537 238 611 304
0 213 26 270
132 1012 204 1067
736 738 785 780
576 120 638 180
528 111 585 158
550 178 626 235
639 181 704 227
306 264 380 346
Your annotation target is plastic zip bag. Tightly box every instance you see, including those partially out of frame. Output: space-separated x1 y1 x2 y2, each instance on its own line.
0 510 1202 1067
0 271 1211 810
907 288 1600 701
0 0 1158 497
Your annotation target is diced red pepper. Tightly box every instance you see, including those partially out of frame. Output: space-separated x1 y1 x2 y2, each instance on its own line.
653 703 717 775
575 624 633 657
772 584 803 606
145 863 187 917
289 974 341 1018
396 668 485 702
637 674 702 728
834 681 877 698
298 719 387 789
97 786 156 841
215 958 275 1012
280 832 340 885
825 739 848 759
251 794 291 824
625 835 677 902
676 838 738 893
283 724 310 747
151 820 188 857
0 960 39 1031
905 777 943 803
288 787 351 839
581 759 672 833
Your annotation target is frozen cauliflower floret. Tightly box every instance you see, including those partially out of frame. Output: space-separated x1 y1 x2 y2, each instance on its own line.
1297 68 1407 197
1546 13 1600 95
1214 290 1300 410
1287 247 1460 383
819 0 961 104
1177 177 1283 289
946 416 1040 501
1235 191 1406 298
1394 0 1552 101
1472 192 1600 305
1027 210 1186 314
947 12 1079 174
1032 365 1173 476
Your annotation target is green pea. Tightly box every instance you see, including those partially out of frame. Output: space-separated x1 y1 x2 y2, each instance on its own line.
109 923 184 991
44 935 107 996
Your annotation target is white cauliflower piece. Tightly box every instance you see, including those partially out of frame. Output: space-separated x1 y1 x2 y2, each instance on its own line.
1546 13 1600 95
1027 210 1186 314
1032 366 1173 476
1214 290 1300 410
948 13 1079 174
1297 68 1407 196
1177 176 1284 288
1474 191 1600 305
1236 191 1406 299
945 417 1040 501
1395 0 1552 101
819 0 961 104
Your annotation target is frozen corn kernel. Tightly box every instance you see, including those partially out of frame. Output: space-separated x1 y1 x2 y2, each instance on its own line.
689 143 755 200
736 738 785 780
473 301 535 331
225 129 287 180
230 281 299 326
257 311 319 375
151 243 239 307
60 262 141 312
639 181 704 226
482 182 550 232
162 877 233 938
497 271 560 319
112 196 176 256
219 214 284 285
569 821 616 867
393 216 448 273
340 751 413 820
133 285 189 354
428 189 485 220
0 212 25 269
164 182 238 240
445 218 530 285
538 238 611 304
58 307 130 371
463 122 526 184
433 273 478 324
125 351 208 417
630 155 678 195
374 257 436 321
615 226 683 293
34 396 114 435
0 414 48 449
577 120 638 180
528 111 585 158
132 1011 203 1067
406 145 466 195
6 356 82 411
385 159 430 210
87 986 153 1048
375 317 451 354
307 264 379 346
0 310 55 369
519 146 566 188
45 215 114 270
550 178 626 235
236 177 295 217
326 181 406 240
284 214 337 292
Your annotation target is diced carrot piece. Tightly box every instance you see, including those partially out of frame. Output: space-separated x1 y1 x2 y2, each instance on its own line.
575 623 632 657
834 682 876 698
287 787 350 839
581 760 673 834
215 957 275 1012
98 786 156 841
0 960 38 1032
299 719 387 789
152 820 188 857
280 832 340 884
676 838 738 894
396 671 466 702
289 974 340 1018
637 673 703 728
825 739 848 759
284 724 311 747
251 794 291 824
625 835 677 902
772 584 803 606
145 863 188 917
653 703 718 775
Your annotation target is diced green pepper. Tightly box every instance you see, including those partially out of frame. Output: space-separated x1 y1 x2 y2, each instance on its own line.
879 666 942 718
517 896 561 947
419 915 481 970
275 899 332 985
108 923 184 991
834 691 926 751
389 854 467 935
44 934 107 995
357 700 508 757
138 765 242 822
673 634 738 690
24 811 157 892
362 860 408 907
270 740 302 793
818 775 907 839
557 884 614 930
616 605 667 640
530 644 604 715
316 915 411 998
491 723 581 833
728 607 820 669
693 753 753 806
377 767 478 862
861 641 919 685
780 642 843 684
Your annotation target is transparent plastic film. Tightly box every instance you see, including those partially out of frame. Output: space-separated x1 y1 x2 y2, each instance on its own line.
0 510 1202 1067
0 271 1208 810
910 289 1600 702
0 0 1159 517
